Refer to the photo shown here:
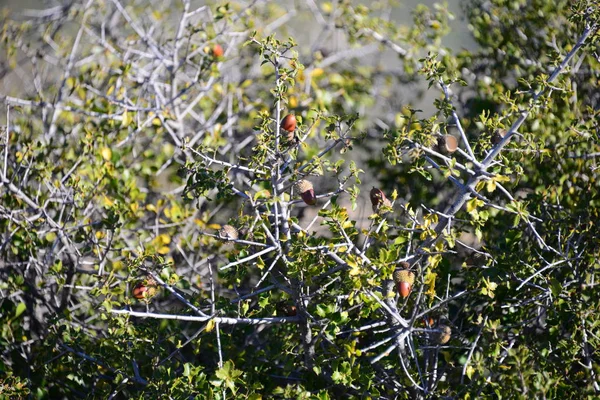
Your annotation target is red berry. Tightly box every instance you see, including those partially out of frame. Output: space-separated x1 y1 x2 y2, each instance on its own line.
281 114 297 132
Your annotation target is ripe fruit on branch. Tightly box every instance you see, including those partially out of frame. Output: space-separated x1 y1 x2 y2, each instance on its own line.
295 179 317 205
393 263 415 298
280 114 297 133
212 44 224 58
436 324 452 344
133 277 158 300
219 224 239 241
369 187 392 214
437 135 458 154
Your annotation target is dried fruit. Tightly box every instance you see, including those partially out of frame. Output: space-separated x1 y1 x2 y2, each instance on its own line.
212 44 224 57
393 265 415 298
281 114 297 133
491 128 507 145
369 187 392 213
437 135 458 154
219 224 239 241
436 324 452 344
295 179 316 205
133 278 158 300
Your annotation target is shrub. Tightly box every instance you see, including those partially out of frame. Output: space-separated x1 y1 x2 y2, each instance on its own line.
1 1 599 398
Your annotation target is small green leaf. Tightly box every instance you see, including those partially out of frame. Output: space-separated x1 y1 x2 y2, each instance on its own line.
14 302 26 319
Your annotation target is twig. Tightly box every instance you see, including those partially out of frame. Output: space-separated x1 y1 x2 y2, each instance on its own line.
111 309 299 325
219 246 278 271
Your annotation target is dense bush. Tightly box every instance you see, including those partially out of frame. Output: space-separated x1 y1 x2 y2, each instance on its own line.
1 0 599 398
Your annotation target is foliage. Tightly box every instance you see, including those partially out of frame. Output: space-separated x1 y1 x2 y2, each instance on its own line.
0 0 599 398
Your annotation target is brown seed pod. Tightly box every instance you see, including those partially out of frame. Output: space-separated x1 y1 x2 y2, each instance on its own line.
212 44 224 58
370 187 392 213
295 179 316 205
491 129 507 145
393 269 415 298
281 114 297 133
132 278 158 300
437 135 458 154
436 324 452 344
219 224 239 241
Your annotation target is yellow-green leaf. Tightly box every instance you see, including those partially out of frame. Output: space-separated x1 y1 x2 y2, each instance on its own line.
101 147 112 161
14 302 26 319
121 111 132 127
206 319 215 332
466 365 475 380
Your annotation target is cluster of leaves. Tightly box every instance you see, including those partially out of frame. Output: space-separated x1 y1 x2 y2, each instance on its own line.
0 0 599 398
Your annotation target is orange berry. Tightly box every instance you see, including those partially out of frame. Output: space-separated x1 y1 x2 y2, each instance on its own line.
212 44 224 58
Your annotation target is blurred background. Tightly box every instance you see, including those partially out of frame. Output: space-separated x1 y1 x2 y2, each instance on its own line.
0 0 480 230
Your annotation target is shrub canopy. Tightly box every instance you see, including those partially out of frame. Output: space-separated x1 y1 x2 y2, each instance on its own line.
1 0 599 398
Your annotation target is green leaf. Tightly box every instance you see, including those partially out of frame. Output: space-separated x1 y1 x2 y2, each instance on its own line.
183 363 192 377
550 278 562 298
466 365 475 380
14 302 26 319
